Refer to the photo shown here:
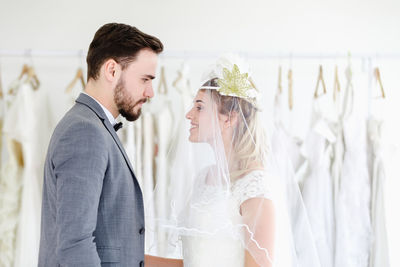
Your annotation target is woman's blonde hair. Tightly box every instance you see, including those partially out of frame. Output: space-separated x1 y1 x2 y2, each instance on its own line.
201 78 268 180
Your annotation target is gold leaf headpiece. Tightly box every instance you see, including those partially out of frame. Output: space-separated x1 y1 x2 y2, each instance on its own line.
216 64 259 107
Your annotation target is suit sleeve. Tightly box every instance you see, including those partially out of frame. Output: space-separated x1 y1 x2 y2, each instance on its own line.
52 121 108 266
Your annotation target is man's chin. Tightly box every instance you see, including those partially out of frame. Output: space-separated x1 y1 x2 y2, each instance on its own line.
120 109 141 122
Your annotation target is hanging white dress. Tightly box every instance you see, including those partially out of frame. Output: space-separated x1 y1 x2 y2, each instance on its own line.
0 74 4 156
329 70 345 267
167 63 194 164
0 80 23 267
272 88 322 267
140 109 157 255
47 76 83 126
145 68 174 256
301 93 336 267
152 64 194 258
142 112 155 189
65 80 82 109
334 66 372 267
119 117 136 174
2 81 52 267
134 116 143 186
272 87 306 187
368 97 390 267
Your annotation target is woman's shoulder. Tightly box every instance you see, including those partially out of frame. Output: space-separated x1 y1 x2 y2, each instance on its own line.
231 170 275 205
233 169 275 185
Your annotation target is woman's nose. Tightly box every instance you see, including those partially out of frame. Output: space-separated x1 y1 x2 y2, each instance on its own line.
185 109 192 120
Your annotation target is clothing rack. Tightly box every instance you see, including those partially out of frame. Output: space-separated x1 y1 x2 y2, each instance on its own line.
1 49 400 60
0 49 394 118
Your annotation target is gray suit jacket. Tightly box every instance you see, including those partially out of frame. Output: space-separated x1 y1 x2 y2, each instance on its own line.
39 93 145 267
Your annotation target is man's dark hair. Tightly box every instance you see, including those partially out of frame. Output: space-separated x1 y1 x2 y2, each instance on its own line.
86 23 164 81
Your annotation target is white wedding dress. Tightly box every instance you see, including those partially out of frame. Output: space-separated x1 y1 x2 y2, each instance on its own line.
1 80 52 267
334 66 372 267
181 169 273 267
367 97 390 267
300 93 336 267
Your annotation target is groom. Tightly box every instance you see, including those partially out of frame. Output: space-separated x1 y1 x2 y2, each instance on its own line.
38 23 163 266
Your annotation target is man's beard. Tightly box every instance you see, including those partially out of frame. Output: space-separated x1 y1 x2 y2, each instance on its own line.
114 76 147 122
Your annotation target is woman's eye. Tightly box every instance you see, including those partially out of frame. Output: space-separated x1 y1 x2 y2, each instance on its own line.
196 106 203 111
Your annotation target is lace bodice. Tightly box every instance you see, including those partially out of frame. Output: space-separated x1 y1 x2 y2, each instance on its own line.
231 170 274 207
181 170 273 267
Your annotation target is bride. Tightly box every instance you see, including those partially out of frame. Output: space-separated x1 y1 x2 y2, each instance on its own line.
145 56 320 267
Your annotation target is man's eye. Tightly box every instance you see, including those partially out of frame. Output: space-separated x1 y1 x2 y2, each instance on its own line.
196 106 203 111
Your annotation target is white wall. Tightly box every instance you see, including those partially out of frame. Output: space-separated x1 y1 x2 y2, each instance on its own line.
1 0 399 265
1 0 400 53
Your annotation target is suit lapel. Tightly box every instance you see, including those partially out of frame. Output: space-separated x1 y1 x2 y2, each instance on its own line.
103 119 136 176
75 93 137 180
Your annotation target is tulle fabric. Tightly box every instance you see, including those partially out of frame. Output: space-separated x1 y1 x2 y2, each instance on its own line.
146 56 321 267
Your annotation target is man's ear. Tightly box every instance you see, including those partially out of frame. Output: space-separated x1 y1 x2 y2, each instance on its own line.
103 59 121 83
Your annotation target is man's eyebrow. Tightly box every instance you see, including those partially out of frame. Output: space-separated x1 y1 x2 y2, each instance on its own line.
195 100 204 103
143 74 155 79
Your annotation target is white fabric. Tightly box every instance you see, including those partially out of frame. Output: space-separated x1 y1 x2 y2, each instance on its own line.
368 116 390 267
168 62 194 161
182 170 272 267
301 94 336 267
334 65 372 267
273 88 305 187
368 97 390 267
119 118 136 168
146 75 175 256
271 85 321 267
1 80 52 267
141 111 157 256
50 78 83 125
147 55 321 267
0 80 22 267
134 116 143 185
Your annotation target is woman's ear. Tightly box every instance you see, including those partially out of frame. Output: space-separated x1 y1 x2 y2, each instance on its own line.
220 111 239 129
229 111 239 128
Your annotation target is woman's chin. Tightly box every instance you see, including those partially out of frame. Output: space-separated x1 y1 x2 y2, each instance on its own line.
189 134 207 143
188 135 198 143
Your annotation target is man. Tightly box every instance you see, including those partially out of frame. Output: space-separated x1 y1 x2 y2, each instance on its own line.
38 23 163 267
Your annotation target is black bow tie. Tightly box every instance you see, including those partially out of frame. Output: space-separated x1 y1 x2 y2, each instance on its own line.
113 122 123 132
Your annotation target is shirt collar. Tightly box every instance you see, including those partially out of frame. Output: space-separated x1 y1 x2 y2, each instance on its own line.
82 92 118 126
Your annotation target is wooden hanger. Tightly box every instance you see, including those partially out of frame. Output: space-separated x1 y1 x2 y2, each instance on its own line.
65 68 85 93
314 65 327 98
288 68 293 110
333 65 341 101
27 66 40 90
157 66 168 94
18 64 30 80
10 64 40 93
277 66 282 93
172 70 182 88
373 67 386 98
8 64 28 94
248 77 259 92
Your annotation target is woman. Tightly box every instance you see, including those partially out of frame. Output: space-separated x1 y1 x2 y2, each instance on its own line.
146 56 319 267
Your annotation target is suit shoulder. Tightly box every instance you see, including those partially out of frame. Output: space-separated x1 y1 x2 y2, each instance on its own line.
51 105 108 144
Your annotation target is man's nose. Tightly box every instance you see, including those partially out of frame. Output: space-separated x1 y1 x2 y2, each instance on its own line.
145 84 154 98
